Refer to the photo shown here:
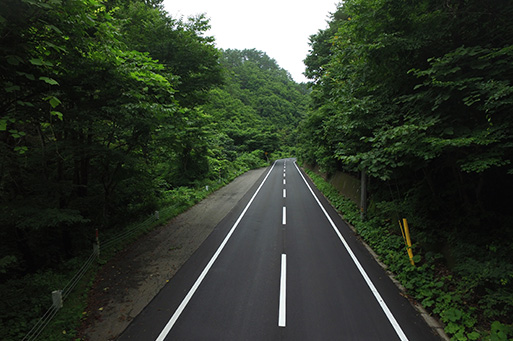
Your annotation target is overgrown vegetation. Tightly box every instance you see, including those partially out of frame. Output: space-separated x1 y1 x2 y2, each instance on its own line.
304 169 512 340
298 1 513 338
0 0 305 339
6 0 512 339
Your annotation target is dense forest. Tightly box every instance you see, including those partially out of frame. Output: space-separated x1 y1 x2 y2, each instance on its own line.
3 0 513 339
0 0 306 338
298 0 513 339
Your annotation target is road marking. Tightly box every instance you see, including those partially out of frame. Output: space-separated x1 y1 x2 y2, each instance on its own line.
283 189 286 198
155 162 277 341
278 254 287 327
283 172 286 177
293 162 409 341
283 179 286 185
282 206 286 225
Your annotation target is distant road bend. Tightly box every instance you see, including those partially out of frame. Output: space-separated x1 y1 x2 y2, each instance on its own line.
120 159 441 340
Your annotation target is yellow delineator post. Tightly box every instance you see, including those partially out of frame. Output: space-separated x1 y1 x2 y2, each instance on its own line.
398 218 415 266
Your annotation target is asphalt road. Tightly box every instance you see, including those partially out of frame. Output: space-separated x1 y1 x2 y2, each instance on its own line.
119 159 441 340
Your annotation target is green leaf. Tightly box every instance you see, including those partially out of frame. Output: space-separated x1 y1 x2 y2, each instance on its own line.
51 111 63 120
421 298 434 307
9 129 25 138
5 85 20 93
45 42 67 53
44 96 62 108
0 119 7 131
16 100 34 107
14 146 28 154
29 58 43 66
29 58 53 66
17 72 35 80
491 321 513 341
443 308 463 322
50 97 61 108
6 55 21 65
47 24 62 34
445 322 462 334
467 331 480 340
39 76 59 85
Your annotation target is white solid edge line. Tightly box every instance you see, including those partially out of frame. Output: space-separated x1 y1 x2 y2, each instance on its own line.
278 254 287 327
293 162 409 341
155 161 277 341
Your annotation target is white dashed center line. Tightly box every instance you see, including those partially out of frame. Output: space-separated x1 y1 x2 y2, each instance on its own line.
278 254 287 327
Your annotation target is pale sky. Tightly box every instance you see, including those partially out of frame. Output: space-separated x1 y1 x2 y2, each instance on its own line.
162 0 340 83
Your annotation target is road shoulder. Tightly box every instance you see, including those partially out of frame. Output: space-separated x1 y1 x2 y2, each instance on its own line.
77 167 268 340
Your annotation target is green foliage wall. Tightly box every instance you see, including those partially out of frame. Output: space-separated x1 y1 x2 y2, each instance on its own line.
298 0 513 336
0 1 306 337
0 0 306 293
0 0 213 274
202 48 308 158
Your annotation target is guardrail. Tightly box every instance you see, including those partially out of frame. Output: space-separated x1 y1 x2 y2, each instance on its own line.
22 212 159 340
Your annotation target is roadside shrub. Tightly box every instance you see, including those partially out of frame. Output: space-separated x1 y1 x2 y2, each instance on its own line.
302 168 513 340
235 150 268 170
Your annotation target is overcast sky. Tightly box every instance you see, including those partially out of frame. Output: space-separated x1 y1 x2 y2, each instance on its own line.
162 0 339 83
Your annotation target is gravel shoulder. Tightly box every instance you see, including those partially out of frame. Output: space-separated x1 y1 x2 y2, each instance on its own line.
77 168 268 340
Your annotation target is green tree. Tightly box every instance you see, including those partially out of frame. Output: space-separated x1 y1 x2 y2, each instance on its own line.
115 1 222 107
0 0 217 272
212 49 308 155
299 0 513 337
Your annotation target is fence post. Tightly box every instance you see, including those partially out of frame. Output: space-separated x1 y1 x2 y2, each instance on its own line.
93 243 100 258
154 210 159 220
52 290 63 310
360 168 367 221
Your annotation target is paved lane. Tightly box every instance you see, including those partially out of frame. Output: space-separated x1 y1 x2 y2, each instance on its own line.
119 159 441 340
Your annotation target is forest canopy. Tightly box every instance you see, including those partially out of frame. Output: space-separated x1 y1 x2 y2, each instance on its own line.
0 0 305 316
298 0 513 338
1 1 307 338
5 0 513 339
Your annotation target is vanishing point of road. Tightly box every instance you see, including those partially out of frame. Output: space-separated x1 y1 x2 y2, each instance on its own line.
119 159 441 340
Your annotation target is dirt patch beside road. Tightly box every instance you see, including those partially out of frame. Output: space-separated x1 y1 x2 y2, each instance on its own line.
77 168 267 340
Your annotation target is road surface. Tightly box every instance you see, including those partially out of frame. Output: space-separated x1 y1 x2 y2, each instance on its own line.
119 159 441 340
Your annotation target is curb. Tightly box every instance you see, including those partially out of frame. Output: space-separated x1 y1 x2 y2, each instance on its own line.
343 219 450 341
